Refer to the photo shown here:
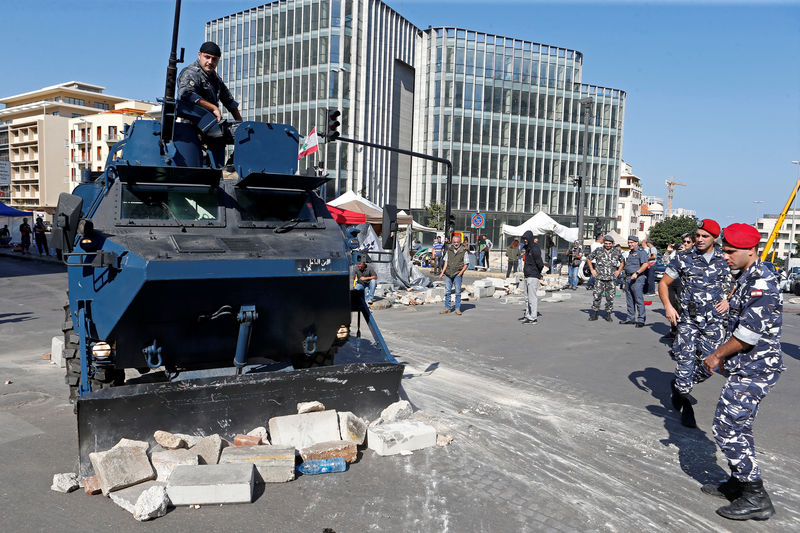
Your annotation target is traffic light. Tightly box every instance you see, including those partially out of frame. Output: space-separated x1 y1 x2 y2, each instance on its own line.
327 109 341 141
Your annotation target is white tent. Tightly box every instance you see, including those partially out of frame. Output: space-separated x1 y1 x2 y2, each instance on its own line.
501 211 579 243
399 210 438 233
328 191 413 225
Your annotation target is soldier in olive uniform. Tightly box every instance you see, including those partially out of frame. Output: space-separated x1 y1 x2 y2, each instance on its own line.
658 219 732 427
701 223 784 521
587 235 624 321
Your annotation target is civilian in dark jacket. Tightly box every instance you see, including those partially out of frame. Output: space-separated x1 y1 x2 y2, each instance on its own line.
521 230 544 324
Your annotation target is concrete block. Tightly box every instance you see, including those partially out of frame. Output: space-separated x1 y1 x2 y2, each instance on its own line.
134 485 171 522
112 438 149 452
190 434 223 465
300 440 357 464
474 286 495 298
370 300 392 310
154 430 185 450
380 400 412 423
426 287 445 299
338 411 367 445
51 472 79 493
173 433 203 448
503 296 526 305
82 475 102 495
90 445 155 495
219 445 295 483
367 420 437 456
472 279 492 288
109 481 165 513
246 427 269 443
536 290 546 298
489 278 506 288
151 449 199 482
297 401 325 414
51 336 64 368
269 410 340 450
167 464 254 505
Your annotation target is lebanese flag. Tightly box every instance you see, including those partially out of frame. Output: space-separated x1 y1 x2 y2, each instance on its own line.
298 127 319 159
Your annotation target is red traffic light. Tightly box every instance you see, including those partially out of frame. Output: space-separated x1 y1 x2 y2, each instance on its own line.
327 109 341 141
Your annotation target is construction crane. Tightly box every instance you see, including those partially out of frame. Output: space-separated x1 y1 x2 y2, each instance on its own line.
760 173 800 261
665 178 687 218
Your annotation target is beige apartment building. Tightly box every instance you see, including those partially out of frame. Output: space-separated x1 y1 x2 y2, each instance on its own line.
67 101 155 190
0 82 130 213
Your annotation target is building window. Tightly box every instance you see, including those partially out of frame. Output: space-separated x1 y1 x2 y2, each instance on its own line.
93 102 110 111
64 97 86 106
97 126 102 141
97 147 102 161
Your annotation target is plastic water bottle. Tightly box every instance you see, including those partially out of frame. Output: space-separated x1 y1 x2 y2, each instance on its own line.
296 457 347 475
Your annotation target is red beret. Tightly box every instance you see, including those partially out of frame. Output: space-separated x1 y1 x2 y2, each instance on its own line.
723 223 761 249
698 218 721 237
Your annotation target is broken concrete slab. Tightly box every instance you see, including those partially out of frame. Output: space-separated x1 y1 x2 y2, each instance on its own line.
167 464 254 506
151 449 199 482
246 427 268 443
380 400 413 423
369 300 392 310
112 438 149 452
219 445 295 483
90 445 155 495
297 400 325 414
134 485 171 522
338 411 367 445
367 420 437 456
51 336 64 368
51 472 79 493
299 440 357 464
189 434 223 465
268 410 340 450
153 430 185 450
109 481 165 513
173 433 203 448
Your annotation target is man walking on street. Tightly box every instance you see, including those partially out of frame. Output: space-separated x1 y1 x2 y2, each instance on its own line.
621 235 649 327
567 240 583 289
587 235 624 321
440 234 468 315
520 230 544 324
701 223 784 521
432 236 444 275
658 218 731 427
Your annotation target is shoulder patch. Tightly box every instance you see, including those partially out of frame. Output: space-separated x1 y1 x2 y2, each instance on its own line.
750 290 763 297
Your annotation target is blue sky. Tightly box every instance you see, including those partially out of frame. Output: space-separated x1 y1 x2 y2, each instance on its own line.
4 1 799 223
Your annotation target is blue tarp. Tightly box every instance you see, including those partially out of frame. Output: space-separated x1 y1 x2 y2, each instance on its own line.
0 201 32 217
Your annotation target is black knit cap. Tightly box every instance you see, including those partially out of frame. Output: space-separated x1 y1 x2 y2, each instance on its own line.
199 41 221 57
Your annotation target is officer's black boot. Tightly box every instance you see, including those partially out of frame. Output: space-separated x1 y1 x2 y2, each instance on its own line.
702 476 742 500
670 379 682 411
588 310 598 321
604 312 613 322
716 480 775 521
670 380 697 428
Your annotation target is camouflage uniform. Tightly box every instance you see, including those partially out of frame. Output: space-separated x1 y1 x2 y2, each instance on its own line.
713 260 784 482
588 247 623 312
665 246 732 394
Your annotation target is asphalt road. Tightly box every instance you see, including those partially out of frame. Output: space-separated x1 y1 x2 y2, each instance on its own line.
1 256 798 532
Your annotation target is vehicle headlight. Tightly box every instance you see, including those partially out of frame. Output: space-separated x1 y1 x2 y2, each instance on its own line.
91 342 112 359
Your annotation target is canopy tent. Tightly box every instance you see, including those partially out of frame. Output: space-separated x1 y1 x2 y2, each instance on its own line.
501 211 579 243
327 191 413 225
0 201 34 248
326 205 367 225
398 210 438 233
0 201 32 217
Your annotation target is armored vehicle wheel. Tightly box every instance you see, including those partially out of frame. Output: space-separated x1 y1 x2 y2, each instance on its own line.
291 348 336 369
63 302 125 404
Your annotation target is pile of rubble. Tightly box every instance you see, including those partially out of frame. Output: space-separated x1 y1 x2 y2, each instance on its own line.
51 400 450 521
369 273 570 310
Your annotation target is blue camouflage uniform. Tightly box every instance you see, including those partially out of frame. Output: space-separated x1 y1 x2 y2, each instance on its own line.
588 247 623 312
177 60 239 115
665 246 732 394
623 246 650 323
713 260 784 482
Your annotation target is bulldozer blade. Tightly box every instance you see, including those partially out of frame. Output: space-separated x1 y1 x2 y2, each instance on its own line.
76 362 403 478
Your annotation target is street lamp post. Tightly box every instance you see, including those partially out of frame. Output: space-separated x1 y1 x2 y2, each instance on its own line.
577 97 593 245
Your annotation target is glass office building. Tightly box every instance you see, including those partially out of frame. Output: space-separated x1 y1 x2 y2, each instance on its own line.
208 0 625 243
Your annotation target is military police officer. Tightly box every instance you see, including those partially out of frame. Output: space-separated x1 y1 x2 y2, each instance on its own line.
587 235 624 321
177 41 243 166
620 235 650 327
658 219 732 427
701 223 784 521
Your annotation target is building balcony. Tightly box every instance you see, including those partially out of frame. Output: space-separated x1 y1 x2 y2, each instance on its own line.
104 134 123 142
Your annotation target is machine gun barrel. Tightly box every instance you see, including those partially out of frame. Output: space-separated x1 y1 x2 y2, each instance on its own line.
160 0 184 145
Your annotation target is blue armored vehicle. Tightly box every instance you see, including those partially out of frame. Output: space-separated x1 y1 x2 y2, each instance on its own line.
53 1 401 476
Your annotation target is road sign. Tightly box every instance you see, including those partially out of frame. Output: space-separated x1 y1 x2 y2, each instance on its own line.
470 212 485 229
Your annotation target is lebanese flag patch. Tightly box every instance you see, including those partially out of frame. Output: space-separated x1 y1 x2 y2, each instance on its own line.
751 290 763 297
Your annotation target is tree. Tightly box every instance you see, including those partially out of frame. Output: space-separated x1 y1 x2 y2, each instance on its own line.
647 215 698 251
424 202 446 230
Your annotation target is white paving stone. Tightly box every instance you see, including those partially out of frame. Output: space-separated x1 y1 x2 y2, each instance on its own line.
50 472 79 493
151 449 199 481
134 485 171 521
167 464 254 506
219 445 295 483
367 420 437 456
380 400 413 423
338 411 368 445
268 410 340 450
